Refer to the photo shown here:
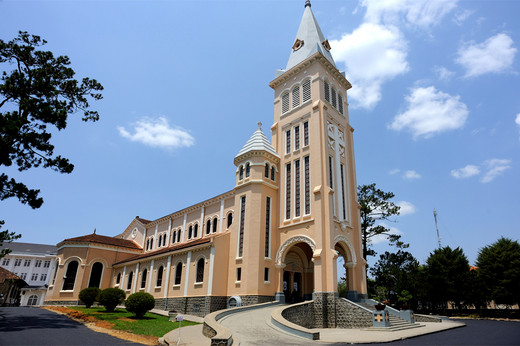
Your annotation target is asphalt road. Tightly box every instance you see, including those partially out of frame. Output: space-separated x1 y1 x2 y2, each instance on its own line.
0 307 144 346
354 318 520 346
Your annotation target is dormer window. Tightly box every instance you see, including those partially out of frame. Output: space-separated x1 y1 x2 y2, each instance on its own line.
292 38 304 51
322 39 331 51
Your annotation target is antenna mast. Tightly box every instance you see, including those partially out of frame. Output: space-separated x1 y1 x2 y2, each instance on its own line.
433 209 441 248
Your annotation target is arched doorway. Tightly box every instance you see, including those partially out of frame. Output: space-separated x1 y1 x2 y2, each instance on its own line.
88 262 103 288
282 242 314 303
334 236 358 300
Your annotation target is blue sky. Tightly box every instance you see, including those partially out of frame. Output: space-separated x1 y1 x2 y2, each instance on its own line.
1 0 518 271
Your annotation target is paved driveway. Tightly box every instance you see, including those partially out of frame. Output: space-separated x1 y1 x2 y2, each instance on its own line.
0 307 143 345
351 319 520 346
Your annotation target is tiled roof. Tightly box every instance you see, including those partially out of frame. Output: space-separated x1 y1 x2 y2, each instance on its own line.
136 217 151 224
235 124 279 160
113 236 214 266
0 266 24 283
62 233 142 250
1 242 57 256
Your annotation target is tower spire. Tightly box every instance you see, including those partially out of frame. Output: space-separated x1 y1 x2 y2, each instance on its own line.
285 2 335 71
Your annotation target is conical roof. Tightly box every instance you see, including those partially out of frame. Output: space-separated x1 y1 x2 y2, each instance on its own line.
235 123 279 160
285 1 336 71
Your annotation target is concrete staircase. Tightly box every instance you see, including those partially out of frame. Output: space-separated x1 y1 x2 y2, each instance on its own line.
354 301 423 331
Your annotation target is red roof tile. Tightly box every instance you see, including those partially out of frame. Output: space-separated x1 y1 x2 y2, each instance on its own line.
113 236 213 265
62 233 142 250
0 267 24 283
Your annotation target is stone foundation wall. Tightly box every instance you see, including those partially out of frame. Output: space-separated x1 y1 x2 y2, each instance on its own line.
281 301 315 329
335 298 372 328
240 295 275 306
313 292 337 328
415 314 442 323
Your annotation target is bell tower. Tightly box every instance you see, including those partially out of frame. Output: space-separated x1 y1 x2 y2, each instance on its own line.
269 0 366 324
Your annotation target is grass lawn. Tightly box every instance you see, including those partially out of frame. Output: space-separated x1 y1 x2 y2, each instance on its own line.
70 307 200 337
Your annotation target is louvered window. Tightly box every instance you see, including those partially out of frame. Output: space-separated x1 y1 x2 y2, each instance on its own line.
295 159 301 217
265 196 271 258
331 87 337 108
303 121 309 147
324 81 330 102
341 164 346 220
271 167 275 181
294 125 300 150
302 79 311 102
282 93 290 114
238 196 246 257
304 156 311 215
338 94 344 114
292 86 300 108
285 163 291 219
286 130 291 154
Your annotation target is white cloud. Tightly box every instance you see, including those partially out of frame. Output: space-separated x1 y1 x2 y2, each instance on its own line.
389 168 401 175
397 201 416 215
434 66 455 81
404 170 421 179
453 9 474 26
451 165 480 179
481 159 512 183
117 117 195 149
456 33 517 77
516 114 520 141
389 86 468 138
331 23 409 109
361 0 458 29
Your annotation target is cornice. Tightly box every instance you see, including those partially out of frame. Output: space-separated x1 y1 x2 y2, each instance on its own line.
269 52 352 91
234 150 280 166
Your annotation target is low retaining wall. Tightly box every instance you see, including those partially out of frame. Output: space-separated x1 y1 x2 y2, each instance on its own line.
415 314 443 323
335 298 372 328
274 302 319 340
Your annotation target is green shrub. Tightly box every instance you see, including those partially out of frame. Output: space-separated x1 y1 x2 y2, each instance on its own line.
125 292 156 319
98 288 126 312
79 287 101 308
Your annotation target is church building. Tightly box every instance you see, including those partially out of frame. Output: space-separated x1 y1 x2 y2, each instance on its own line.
45 1 368 316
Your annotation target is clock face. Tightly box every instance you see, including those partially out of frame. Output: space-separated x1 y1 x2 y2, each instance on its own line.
131 228 137 239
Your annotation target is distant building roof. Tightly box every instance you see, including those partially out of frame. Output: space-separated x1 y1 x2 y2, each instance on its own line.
61 233 141 250
1 242 57 256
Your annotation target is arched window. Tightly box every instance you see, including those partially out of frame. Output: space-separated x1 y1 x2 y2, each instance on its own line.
62 260 79 291
265 163 269 178
188 226 193 239
150 238 153 249
177 229 181 243
194 224 198 238
271 166 276 181
174 263 182 285
282 92 290 113
27 295 38 306
88 262 103 288
156 266 164 287
206 220 211 235
172 231 176 244
239 166 244 180
212 218 218 233
245 163 250 177
116 273 121 285
127 271 133 290
196 258 205 283
227 213 233 228
141 269 147 289
146 239 149 251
